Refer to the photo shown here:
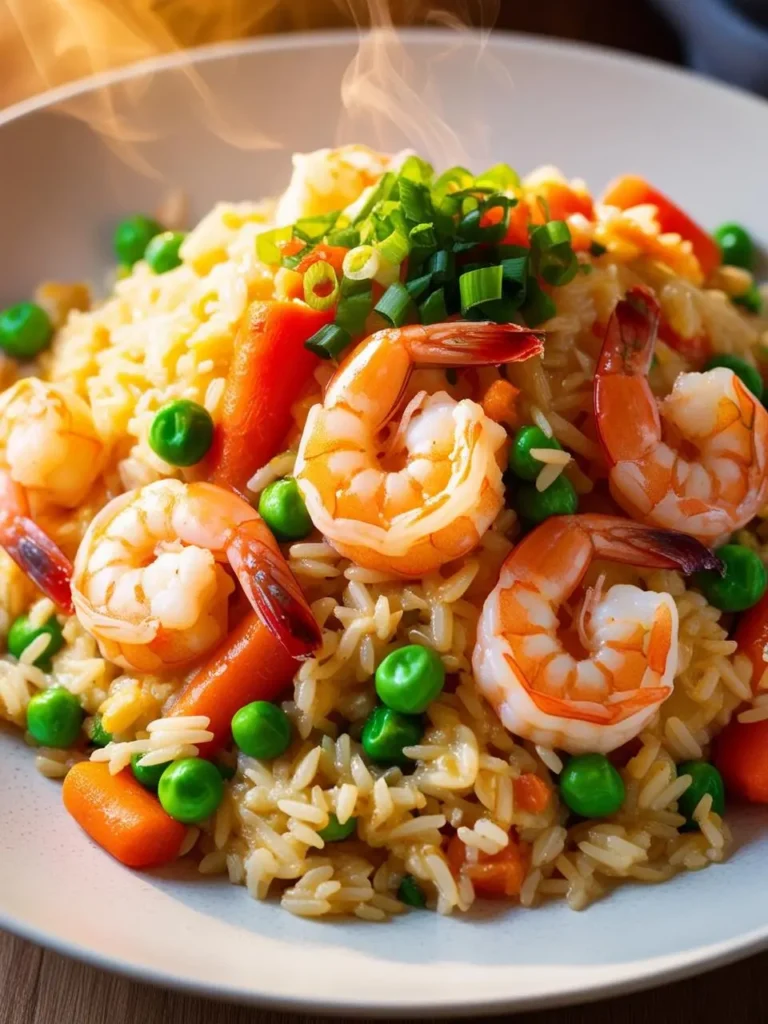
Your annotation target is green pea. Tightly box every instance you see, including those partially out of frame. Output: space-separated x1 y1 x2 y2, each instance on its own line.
144 231 186 274
114 214 163 267
733 282 763 315
694 544 767 612
516 475 578 526
131 753 168 791
258 478 312 541
397 874 426 908
158 758 224 824
714 222 756 271
559 753 625 818
509 425 563 481
26 687 83 748
0 302 53 359
361 706 423 766
231 700 292 760
86 714 112 748
375 644 445 714
318 813 357 843
149 399 214 467
7 615 64 671
704 354 763 400
677 761 725 832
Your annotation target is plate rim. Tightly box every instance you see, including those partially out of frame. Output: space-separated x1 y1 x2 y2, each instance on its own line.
2 26 768 1016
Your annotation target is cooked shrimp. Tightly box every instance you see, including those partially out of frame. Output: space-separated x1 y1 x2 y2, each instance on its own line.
473 514 720 754
595 287 768 545
294 322 544 577
72 479 320 672
0 379 104 609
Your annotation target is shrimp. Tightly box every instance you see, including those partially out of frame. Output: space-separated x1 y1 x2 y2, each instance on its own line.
71 479 320 672
594 287 768 545
472 514 720 754
0 379 104 609
294 322 544 577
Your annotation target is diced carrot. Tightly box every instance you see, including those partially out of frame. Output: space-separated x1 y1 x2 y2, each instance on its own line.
502 201 531 248
167 611 297 754
734 590 768 693
715 717 768 803
601 175 720 278
296 245 348 278
208 300 332 494
446 831 531 899
658 318 712 367
480 379 520 427
62 761 186 868
527 181 594 225
513 772 552 814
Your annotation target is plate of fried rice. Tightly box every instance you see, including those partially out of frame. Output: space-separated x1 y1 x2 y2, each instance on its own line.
4 27 768 1016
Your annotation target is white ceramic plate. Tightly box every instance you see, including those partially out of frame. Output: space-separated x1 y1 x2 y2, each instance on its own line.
2 29 768 1017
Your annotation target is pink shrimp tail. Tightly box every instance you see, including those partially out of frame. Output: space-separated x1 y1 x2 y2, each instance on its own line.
582 514 722 575
227 519 321 659
0 471 74 613
406 321 544 366
597 287 660 378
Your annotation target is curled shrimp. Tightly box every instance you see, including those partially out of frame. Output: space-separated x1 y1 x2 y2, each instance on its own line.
472 514 720 754
294 321 544 577
0 379 104 608
595 288 768 545
71 479 320 672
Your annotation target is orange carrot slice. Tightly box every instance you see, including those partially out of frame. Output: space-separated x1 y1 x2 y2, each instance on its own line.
514 772 552 814
715 717 768 803
446 831 531 898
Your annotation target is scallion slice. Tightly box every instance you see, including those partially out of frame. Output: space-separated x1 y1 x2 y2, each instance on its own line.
351 171 396 225
419 288 448 325
427 249 456 284
293 211 340 244
256 225 292 265
303 260 339 312
501 255 529 302
532 220 572 249
398 177 433 225
305 323 352 360
327 226 361 248
475 163 521 193
397 155 434 184
336 288 373 337
343 245 380 282
377 227 409 267
459 265 504 313
531 221 578 287
375 283 416 327
409 222 437 249
406 274 433 301
521 278 556 327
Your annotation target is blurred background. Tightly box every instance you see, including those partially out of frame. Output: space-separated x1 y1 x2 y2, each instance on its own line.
4 0 768 112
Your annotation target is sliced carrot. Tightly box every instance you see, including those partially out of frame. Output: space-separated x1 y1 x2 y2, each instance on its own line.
734 590 768 693
446 831 531 899
513 772 552 814
295 245 349 278
527 181 594 225
208 300 332 494
502 200 531 248
480 379 520 427
62 761 185 868
715 717 768 803
601 175 720 278
167 611 297 754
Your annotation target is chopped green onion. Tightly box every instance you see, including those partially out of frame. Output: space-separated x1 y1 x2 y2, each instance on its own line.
501 255 529 301
302 260 339 312
531 221 578 287
432 166 475 203
420 288 448 325
532 220 571 248
521 278 556 327
459 265 504 313
293 211 340 244
327 226 361 248
467 296 520 324
343 245 380 281
426 249 456 285
281 244 310 270
397 155 434 184
375 283 416 327
377 228 410 266
305 323 352 360
475 163 521 193
409 222 437 249
335 288 373 337
351 171 396 225
256 225 292 265
456 195 511 245
589 240 608 257
406 274 433 301
397 177 433 225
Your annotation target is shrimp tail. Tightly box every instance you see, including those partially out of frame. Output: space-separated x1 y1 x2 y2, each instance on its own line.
597 287 659 377
584 514 722 576
406 322 544 367
227 520 321 659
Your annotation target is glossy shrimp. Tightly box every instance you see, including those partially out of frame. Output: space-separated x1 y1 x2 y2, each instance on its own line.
0 379 105 609
473 514 720 754
71 479 320 672
294 322 544 577
595 287 768 545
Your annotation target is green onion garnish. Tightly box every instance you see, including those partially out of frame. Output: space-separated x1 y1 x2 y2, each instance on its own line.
501 255 529 302
427 249 456 284
281 244 310 270
475 163 521 193
293 211 340 244
375 283 416 327
406 274 433 301
459 265 504 314
336 288 373 336
531 221 579 287
351 171 396 225
589 240 607 257
327 227 361 248
409 223 437 249
397 177 433 226
305 323 352 360
521 278 556 327
256 225 292 265
420 288 448 325
303 260 339 312
343 245 380 281
377 228 409 267
398 155 434 184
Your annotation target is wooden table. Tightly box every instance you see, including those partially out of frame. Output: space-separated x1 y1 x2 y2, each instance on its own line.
1 1 764 1020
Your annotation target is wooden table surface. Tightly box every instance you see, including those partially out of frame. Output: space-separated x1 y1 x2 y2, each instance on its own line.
1 1 765 1021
